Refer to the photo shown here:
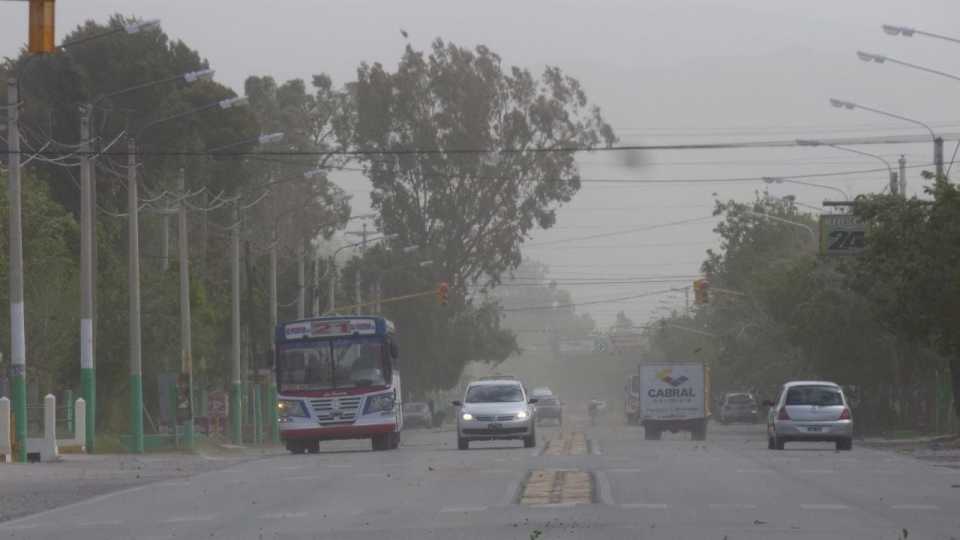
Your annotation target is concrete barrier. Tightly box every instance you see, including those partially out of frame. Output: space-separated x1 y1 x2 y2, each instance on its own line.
26 394 59 462
0 397 10 462
59 398 86 453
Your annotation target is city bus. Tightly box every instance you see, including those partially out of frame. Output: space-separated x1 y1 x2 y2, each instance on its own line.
274 316 402 453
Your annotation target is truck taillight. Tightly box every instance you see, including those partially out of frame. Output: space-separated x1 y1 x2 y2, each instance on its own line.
838 407 851 420
777 407 790 421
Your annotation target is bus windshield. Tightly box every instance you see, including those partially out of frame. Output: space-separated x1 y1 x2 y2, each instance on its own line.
278 337 387 392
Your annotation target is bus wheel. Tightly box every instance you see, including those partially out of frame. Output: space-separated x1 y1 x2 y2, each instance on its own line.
286 441 305 454
389 431 401 449
307 440 320 454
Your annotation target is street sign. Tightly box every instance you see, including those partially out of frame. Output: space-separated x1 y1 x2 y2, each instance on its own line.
819 214 867 256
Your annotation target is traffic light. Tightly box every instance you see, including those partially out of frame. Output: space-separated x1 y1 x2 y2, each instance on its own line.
437 281 449 306
28 0 56 54
693 278 710 305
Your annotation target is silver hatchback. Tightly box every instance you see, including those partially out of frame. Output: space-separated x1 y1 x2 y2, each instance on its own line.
766 381 853 451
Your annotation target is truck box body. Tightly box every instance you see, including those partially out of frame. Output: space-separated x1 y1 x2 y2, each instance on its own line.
638 362 710 440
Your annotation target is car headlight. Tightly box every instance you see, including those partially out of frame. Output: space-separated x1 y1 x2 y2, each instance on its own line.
461 412 474 421
516 410 529 420
364 392 395 414
277 399 308 418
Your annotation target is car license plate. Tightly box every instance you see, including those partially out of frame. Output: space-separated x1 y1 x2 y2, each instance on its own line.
806 426 822 432
488 423 502 430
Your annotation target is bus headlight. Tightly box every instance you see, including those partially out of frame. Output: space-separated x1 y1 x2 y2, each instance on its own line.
277 400 308 418
364 392 395 414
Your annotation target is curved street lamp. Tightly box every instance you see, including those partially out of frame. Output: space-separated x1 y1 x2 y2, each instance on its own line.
796 139 899 195
882 24 960 45
856 51 960 83
762 176 850 201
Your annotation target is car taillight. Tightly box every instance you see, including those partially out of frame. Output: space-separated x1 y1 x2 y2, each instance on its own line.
838 407 851 420
777 407 790 420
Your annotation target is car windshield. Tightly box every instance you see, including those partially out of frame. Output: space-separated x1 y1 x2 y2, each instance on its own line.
465 384 524 403
727 394 754 404
277 338 386 391
785 386 843 406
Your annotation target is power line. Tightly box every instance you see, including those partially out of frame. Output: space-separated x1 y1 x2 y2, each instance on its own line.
501 288 683 313
525 216 716 247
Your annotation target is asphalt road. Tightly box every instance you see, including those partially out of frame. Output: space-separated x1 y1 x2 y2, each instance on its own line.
1 416 958 540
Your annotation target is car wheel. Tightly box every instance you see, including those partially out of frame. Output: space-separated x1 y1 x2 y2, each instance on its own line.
307 440 320 454
457 437 469 450
836 438 853 451
389 431 401 450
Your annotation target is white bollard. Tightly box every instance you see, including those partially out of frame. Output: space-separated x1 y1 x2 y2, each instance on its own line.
42 394 58 461
74 398 86 452
0 397 10 462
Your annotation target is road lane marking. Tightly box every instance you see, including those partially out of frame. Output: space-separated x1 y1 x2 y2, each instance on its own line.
737 469 774 473
274 465 305 471
798 469 835 474
800 504 848 510
259 512 309 519
890 504 940 510
0 524 41 531
607 468 645 473
78 520 122 527
325 464 353 468
520 469 593 505
621 503 669 509
162 514 218 523
287 475 329 481
594 471 615 506
440 506 488 513
708 503 758 509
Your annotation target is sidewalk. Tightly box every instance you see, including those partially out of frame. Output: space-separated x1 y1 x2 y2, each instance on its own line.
861 433 960 467
0 441 284 523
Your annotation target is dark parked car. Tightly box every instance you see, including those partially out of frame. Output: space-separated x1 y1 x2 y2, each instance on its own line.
402 402 433 429
719 393 759 424
534 394 563 425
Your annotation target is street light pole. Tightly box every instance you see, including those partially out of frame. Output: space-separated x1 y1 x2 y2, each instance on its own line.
268 195 279 444
6 78 27 463
177 167 195 449
127 136 144 453
796 139 898 195
79 105 96 452
829 99 943 180
230 203 242 444
762 176 849 200
882 24 960 45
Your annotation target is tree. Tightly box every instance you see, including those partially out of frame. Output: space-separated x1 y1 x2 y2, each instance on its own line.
343 38 614 394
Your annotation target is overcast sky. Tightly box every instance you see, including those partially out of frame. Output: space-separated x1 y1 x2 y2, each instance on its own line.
3 0 959 327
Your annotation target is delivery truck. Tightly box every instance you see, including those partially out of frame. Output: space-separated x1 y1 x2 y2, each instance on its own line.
638 362 710 441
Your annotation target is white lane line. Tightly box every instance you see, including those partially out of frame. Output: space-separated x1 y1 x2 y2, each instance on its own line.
325 464 353 469
708 503 758 509
798 469 835 474
161 514 218 523
440 505 488 513
737 469 774 473
621 503 669 509
607 468 645 473
800 504 848 510
890 504 940 510
78 520 123 527
260 512 309 519
594 471 615 507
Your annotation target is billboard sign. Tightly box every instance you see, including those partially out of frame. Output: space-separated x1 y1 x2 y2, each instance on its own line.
819 214 867 256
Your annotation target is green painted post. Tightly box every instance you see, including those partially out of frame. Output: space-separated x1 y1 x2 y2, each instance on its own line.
129 374 144 453
230 382 242 445
81 367 95 452
168 380 178 448
65 389 74 434
253 384 262 445
11 371 26 462
268 380 279 444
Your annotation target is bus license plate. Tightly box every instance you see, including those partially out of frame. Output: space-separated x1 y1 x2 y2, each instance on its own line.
488 423 503 430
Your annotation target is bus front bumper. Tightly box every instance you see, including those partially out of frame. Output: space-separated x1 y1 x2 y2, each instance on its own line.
279 422 396 441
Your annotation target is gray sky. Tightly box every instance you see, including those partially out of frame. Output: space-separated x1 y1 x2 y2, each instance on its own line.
3 0 959 327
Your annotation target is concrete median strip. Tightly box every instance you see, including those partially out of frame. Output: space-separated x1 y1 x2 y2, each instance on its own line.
519 469 594 505
542 432 588 456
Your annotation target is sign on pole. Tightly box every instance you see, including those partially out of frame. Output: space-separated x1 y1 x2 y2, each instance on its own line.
819 214 867 256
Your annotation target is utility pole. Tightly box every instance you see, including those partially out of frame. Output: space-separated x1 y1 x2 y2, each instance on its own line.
313 251 320 316
7 78 27 463
328 255 337 314
79 105 96 453
935 137 945 180
355 223 367 315
127 137 144 453
297 239 306 319
230 203 242 444
177 168 194 449
161 214 170 271
899 155 907 197
268 202 279 444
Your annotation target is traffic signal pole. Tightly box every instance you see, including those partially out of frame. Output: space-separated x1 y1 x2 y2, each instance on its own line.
6 78 28 463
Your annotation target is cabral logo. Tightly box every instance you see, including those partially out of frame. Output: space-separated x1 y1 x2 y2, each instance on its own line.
656 367 688 387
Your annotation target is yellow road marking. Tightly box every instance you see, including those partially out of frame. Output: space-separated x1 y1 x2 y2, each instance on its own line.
519 469 593 505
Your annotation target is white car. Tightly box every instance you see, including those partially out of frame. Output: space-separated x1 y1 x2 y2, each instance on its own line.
453 380 538 450
766 381 853 451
